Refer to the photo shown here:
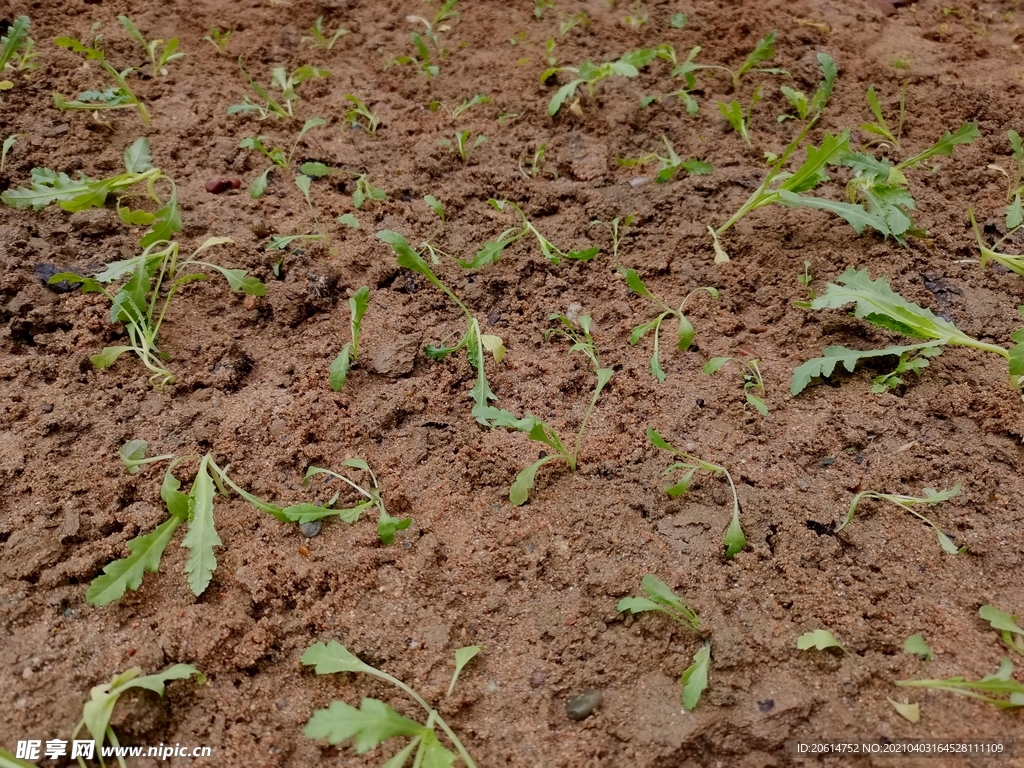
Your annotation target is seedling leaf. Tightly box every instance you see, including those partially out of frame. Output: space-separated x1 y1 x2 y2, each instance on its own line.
797 629 848 654
305 698 428 752
887 698 920 723
86 515 183 606
979 605 1024 655
447 645 482 696
904 634 935 661
680 644 710 710
181 456 221 596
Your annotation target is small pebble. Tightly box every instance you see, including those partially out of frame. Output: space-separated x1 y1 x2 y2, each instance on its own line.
42 404 54 414
696 398 705 408
205 176 241 194
629 176 651 188
566 689 603 721
275 699 287 710
299 522 322 538
685 442 696 452
758 698 775 713
485 680 500 694
529 669 547 688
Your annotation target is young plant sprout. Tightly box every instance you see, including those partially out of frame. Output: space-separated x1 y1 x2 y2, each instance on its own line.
1 16 37 98
69 664 205 768
979 605 1024 655
617 574 701 634
53 35 151 124
543 48 657 116
797 629 848 654
478 199 599 266
622 269 718 382
647 427 746 558
838 485 964 554
860 83 907 150
519 143 550 179
430 93 490 120
718 84 763 148
90 442 408 606
329 286 370 390
0 133 22 171
896 657 1024 709
439 130 487 161
618 136 713 182
239 116 326 198
702 356 767 415
304 17 349 50
118 15 185 76
477 315 613 505
791 268 1024 395
203 26 231 53
968 131 1024 274
344 94 379 133
303 639 478 767
228 60 330 119
797 260 814 298
590 214 634 262
378 231 504 424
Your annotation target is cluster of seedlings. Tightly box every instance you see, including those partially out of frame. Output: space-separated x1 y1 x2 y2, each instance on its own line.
4 2 1024 764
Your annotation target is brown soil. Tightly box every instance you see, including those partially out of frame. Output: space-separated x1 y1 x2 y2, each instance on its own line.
3 0 1024 765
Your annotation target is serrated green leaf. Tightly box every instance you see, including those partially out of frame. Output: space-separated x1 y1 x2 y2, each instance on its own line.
86 515 183 606
181 456 220 596
778 190 890 235
904 634 935 661
305 698 427 752
91 346 132 369
122 137 153 174
250 167 271 199
702 357 731 375
797 629 847 653
548 79 581 116
898 121 980 170
791 342 943 395
329 344 353 391
680 644 710 710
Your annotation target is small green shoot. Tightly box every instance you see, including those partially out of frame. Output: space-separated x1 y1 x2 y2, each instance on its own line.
304 17 349 50
378 231 504 423
304 460 412 545
590 214 634 262
1 133 23 171
702 356 767 415
351 172 386 210
623 1 649 30
888 698 921 723
53 36 151 124
344 95 379 134
647 427 745 558
904 634 935 661
534 0 555 19
448 646 482 696
623 270 717 382
797 259 814 298
670 12 688 28
861 84 907 150
543 48 656 116
718 84 763 148
616 574 701 633
680 645 711 711
979 605 1024 655
478 315 612 505
337 213 360 228
791 268 1023 394
430 93 491 120
1 17 36 96
203 26 231 53
228 60 330 119
797 629 848 654
439 131 487 161
839 485 963 554
559 12 590 36
896 657 1024 709
46 236 262 388
518 143 550 179
778 54 837 121
239 116 326 198
618 136 713 182
69 664 205 768
480 199 598 265
303 639 478 767
118 15 185 76
392 21 446 80
425 194 445 222
727 30 786 90
329 286 370 391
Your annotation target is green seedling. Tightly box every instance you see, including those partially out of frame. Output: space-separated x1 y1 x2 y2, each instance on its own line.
618 136 713 182
90 442 405 605
623 1 649 29
304 17 348 50
337 213 359 228
478 315 613 505
378 231 504 423
718 84 763 148
559 11 590 35
118 15 185 76
239 116 326 198
544 38 558 67
623 270 717 382
425 194 445 222
671 12 688 28
518 143 551 179
702 356 767 415
48 237 261 388
725 30 786 90
648 427 745 557
979 605 1024 655
228 60 330 119
997 130 1024 229
896 657 1024 709
543 48 656 116
838 485 963 554
617 574 701 633
861 84 907 150
534 0 555 19
590 214 634 262
888 697 921 723
1 133 23 171
303 639 478 767
797 629 848 654
203 26 230 53
430 93 490 120
778 54 837 121
69 664 205 768
303 461 412 545
329 286 370 390
478 199 598 265
797 259 814 298
3 137 178 247
1 16 37 97
791 268 1024 394
439 131 487 161
969 207 1024 277
643 45 709 114
350 171 386 209
392 31 441 79
344 94 379 134
53 35 150 124
904 634 935 661
679 645 711 711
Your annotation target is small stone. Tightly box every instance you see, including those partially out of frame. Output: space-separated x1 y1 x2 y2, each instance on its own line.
22 667 33 680
275 699 287 710
205 176 241 194
566 689 602 721
629 176 651 188
485 680 500 693
529 669 547 688
299 521 322 538
251 216 272 237
758 698 775 713
42 404 53 414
